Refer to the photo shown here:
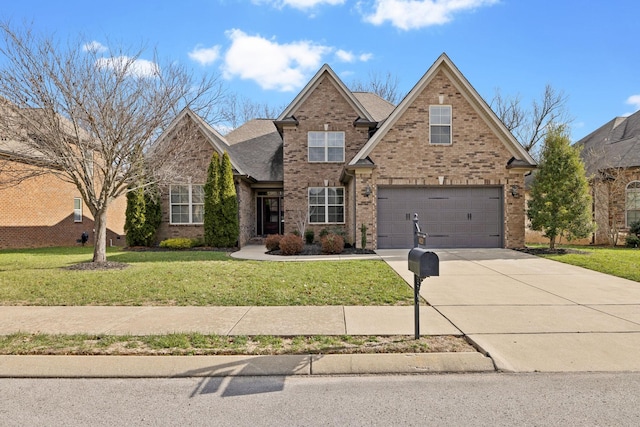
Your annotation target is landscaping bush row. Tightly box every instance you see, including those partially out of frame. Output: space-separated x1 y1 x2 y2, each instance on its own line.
265 232 345 255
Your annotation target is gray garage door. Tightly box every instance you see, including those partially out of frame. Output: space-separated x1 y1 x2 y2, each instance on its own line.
377 187 503 249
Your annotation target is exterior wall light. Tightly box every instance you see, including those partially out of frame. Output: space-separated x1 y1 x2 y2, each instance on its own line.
511 185 519 197
363 184 372 197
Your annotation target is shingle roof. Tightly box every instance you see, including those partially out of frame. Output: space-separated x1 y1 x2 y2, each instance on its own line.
225 119 283 182
352 92 395 123
577 109 640 173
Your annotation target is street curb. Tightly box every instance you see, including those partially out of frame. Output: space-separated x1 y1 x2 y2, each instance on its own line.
0 353 495 378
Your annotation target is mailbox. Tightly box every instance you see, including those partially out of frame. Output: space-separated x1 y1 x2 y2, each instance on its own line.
408 248 439 278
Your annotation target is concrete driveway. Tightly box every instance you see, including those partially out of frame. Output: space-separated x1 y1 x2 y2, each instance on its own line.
377 248 640 372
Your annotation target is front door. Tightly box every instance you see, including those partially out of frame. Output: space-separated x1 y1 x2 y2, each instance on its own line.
257 192 284 236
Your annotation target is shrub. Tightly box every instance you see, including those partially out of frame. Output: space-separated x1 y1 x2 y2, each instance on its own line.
626 234 640 248
279 234 304 255
159 238 194 249
630 220 640 238
319 228 330 238
360 223 367 250
265 234 283 251
304 230 315 244
321 233 345 254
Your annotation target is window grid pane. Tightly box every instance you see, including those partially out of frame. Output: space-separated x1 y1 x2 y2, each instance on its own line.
170 184 204 224
430 106 452 145
308 132 344 162
308 187 344 224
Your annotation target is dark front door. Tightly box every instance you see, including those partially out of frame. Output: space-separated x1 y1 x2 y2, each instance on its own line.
257 192 284 236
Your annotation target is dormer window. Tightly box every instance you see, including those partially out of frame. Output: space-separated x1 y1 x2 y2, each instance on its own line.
429 105 452 145
308 131 345 162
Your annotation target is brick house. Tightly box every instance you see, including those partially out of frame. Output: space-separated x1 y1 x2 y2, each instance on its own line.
156 53 536 249
576 109 640 245
0 141 126 250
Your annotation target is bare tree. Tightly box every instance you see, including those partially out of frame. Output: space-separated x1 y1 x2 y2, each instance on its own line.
491 84 571 156
0 23 224 263
349 71 403 105
219 93 282 131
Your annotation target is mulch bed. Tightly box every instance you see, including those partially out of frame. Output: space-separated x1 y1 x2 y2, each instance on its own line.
267 244 375 256
514 247 589 255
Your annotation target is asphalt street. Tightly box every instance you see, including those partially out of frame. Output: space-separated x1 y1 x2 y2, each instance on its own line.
3 373 640 426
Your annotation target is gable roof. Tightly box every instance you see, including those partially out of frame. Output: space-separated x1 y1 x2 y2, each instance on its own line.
349 53 536 168
577 109 640 173
276 64 376 123
157 108 247 176
226 119 283 182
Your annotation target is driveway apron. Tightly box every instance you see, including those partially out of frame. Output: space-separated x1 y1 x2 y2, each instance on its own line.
377 248 640 372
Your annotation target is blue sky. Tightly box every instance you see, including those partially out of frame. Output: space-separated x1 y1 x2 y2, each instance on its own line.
3 0 639 141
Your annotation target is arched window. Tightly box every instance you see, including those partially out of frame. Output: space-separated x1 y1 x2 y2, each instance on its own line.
627 181 640 226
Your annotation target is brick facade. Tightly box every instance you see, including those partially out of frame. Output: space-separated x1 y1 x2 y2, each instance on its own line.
0 159 126 249
281 75 371 243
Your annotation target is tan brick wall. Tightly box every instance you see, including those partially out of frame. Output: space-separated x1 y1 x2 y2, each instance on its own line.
0 159 125 249
236 178 254 247
366 69 529 248
281 75 370 243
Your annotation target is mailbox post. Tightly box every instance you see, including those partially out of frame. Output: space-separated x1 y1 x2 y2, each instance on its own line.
408 214 439 339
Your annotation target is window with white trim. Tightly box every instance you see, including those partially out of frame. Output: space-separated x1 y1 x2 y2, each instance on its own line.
626 181 640 226
429 105 452 145
308 187 344 224
170 184 204 224
73 197 82 222
308 131 345 162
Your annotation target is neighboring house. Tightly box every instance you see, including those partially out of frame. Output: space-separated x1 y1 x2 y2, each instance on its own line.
0 138 126 249
576 109 640 245
0 106 126 250
155 53 536 249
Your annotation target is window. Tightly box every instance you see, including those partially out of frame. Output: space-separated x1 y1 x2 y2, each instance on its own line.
308 131 345 162
627 181 640 226
429 105 452 145
308 187 344 223
170 184 204 224
73 197 82 222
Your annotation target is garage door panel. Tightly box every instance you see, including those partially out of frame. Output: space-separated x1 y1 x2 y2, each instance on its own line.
377 187 503 249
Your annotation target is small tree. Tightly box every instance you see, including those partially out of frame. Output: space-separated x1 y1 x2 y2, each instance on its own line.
528 126 594 249
217 152 239 247
203 152 220 246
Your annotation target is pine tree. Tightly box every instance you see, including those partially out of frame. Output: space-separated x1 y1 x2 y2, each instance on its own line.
527 126 594 249
219 152 240 247
142 185 161 246
203 152 221 247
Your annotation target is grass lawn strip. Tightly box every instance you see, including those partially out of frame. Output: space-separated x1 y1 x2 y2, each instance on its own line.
534 245 640 282
0 247 416 306
0 333 474 356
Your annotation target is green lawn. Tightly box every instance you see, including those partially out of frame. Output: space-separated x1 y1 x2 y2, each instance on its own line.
0 247 415 306
535 245 640 282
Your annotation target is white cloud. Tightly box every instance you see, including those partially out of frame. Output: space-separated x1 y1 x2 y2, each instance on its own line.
95 56 159 78
254 0 345 10
222 29 331 91
336 49 354 62
363 0 499 30
188 45 221 66
82 41 107 53
626 94 640 111
335 49 374 63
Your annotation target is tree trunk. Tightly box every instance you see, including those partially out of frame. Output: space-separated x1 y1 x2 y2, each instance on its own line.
549 236 556 250
92 208 108 263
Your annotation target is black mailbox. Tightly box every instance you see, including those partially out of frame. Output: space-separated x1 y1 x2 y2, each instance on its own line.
408 248 439 278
